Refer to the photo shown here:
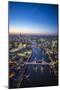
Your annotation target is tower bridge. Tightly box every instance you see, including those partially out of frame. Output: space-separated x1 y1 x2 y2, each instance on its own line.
24 60 54 66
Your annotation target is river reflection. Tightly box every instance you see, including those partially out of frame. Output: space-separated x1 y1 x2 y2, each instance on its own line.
20 64 58 87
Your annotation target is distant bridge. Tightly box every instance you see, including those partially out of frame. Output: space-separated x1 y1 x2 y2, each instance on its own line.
24 60 54 66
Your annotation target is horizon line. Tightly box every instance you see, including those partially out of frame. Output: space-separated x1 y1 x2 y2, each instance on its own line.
9 32 57 36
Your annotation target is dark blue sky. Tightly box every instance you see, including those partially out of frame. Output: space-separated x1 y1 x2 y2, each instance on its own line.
9 2 58 35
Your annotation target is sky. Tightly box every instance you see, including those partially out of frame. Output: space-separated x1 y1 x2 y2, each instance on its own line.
9 2 58 35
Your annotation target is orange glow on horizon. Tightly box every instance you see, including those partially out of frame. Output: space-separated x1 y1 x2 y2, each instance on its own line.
9 26 49 35
9 26 57 35
9 31 53 35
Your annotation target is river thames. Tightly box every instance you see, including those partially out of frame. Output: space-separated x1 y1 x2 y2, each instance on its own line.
20 42 58 87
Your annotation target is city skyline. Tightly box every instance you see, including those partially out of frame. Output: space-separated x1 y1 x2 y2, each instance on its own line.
9 2 58 88
9 2 58 35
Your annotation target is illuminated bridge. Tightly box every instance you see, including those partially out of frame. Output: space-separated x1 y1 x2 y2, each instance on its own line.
24 60 54 66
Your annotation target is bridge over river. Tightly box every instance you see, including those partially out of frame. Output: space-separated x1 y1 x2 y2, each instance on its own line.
24 60 54 66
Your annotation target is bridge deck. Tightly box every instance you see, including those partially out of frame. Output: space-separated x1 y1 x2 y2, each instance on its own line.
23 61 54 66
